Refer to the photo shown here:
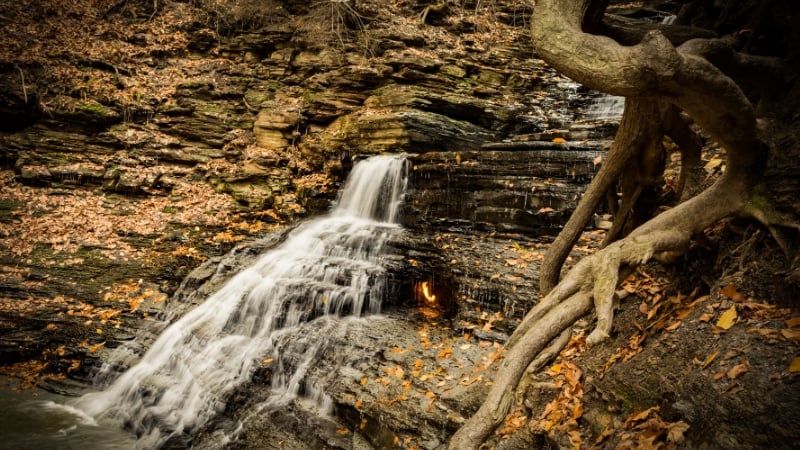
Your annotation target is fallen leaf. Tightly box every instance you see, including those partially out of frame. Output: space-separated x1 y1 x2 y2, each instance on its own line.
698 313 713 322
335 428 350 435
552 137 567 143
701 350 719 369
781 329 800 341
667 421 690 443
716 306 737 330
789 357 800 373
720 285 745 302
704 158 724 171
88 341 106 353
726 360 749 379
786 317 800 328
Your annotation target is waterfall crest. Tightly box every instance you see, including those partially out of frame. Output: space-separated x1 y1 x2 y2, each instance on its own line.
76 154 408 448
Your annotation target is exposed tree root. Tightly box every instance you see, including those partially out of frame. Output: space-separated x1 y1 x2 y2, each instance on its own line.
448 0 782 447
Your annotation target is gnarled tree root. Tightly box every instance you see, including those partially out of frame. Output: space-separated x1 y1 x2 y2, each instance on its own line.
449 0 771 447
447 228 690 449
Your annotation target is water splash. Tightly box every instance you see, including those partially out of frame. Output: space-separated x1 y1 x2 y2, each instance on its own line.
76 154 408 448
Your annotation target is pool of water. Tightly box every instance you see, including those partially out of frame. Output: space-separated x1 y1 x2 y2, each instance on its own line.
0 377 136 449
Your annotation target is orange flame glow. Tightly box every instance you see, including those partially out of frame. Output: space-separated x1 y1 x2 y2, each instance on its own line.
420 281 437 304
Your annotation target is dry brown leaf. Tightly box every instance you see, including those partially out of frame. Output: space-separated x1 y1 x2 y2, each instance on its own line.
726 360 749 379
781 329 800 341
786 317 800 328
667 421 690 443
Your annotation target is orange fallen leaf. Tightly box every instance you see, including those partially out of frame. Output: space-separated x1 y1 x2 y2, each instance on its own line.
726 360 749 379
335 428 350 435
552 137 567 143
720 285 746 302
786 317 800 328
698 313 713 322
88 341 106 353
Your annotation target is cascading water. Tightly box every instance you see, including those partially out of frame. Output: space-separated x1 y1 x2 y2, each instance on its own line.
75 154 408 448
583 94 625 121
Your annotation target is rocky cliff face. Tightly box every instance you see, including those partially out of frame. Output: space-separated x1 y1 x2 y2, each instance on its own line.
0 0 609 446
0 0 611 341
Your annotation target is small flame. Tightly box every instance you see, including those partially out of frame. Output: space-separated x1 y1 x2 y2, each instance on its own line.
420 281 437 304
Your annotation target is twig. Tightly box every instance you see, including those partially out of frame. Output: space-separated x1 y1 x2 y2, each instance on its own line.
15 65 27 104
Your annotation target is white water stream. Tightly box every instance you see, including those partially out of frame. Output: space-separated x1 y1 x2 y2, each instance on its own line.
74 154 408 448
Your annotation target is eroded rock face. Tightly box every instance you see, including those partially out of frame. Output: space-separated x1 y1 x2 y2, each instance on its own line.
0 0 610 448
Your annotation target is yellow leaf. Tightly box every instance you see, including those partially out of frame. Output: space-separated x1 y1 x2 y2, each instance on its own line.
716 306 737 330
704 158 723 171
262 358 273 364
701 350 719 369
789 357 800 373
552 137 567 143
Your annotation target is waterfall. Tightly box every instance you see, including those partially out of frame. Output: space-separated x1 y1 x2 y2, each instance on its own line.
75 154 408 448
583 94 625 121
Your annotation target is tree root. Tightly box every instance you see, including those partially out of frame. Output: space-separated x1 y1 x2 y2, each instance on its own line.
448 228 691 449
449 0 775 446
